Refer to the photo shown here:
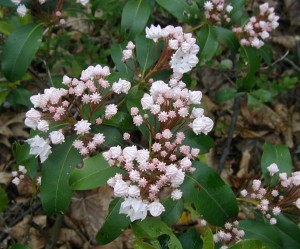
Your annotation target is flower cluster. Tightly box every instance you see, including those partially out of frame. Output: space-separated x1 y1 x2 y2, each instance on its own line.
25 65 131 161
240 163 300 225
11 165 27 186
204 0 233 24
213 220 245 248
143 25 200 74
232 3 279 48
103 77 213 221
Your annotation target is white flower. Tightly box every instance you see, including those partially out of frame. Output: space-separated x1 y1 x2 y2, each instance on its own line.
49 130 65 144
120 197 148 222
259 3 269 13
240 189 248 197
296 198 300 210
77 0 89 6
150 80 170 99
133 115 143 126
141 93 154 110
292 172 300 186
168 39 179 50
18 165 27 174
11 0 21 5
30 94 42 108
260 31 269 39
17 4 27 17
26 135 52 163
145 24 162 42
12 177 20 185
267 163 279 176
189 90 202 104
123 146 138 162
74 120 91 135
105 104 118 119
110 146 122 159
148 201 165 216
126 41 135 50
171 189 182 200
191 108 204 118
128 185 140 198
192 116 214 135
136 149 150 162
26 108 41 121
112 79 131 94
39 0 46 4
24 117 39 130
129 170 140 182
93 133 105 145
170 169 185 187
204 1 213 11
37 120 49 132
114 180 129 197
180 157 192 170
226 4 233 13
166 164 178 177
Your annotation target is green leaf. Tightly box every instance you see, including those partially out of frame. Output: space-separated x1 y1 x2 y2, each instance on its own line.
229 240 266 249
197 26 219 65
0 186 9 212
257 45 273 66
229 0 247 25
41 138 82 214
202 226 214 249
135 35 162 76
96 198 131 244
275 215 300 248
183 131 214 154
70 153 123 190
9 244 31 249
0 21 13 36
238 46 260 91
181 162 238 226
111 44 134 77
178 228 203 249
12 143 38 178
103 111 134 131
261 143 292 185
2 23 43 82
251 89 273 103
7 88 32 107
239 220 283 249
160 198 184 226
133 241 157 249
156 0 191 22
132 217 183 249
214 26 240 52
215 87 237 104
121 0 151 37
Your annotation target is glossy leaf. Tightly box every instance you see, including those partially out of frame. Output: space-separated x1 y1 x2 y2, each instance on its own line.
96 198 131 244
239 220 283 249
135 35 162 76
160 198 184 226
202 226 214 249
197 26 219 64
70 153 123 190
102 111 134 131
2 23 43 82
181 162 238 226
178 228 203 249
183 131 214 154
229 240 266 249
214 26 240 52
0 21 13 35
261 143 292 185
133 241 156 249
121 0 151 36
132 217 183 249
12 143 38 178
41 138 82 214
0 186 8 212
229 0 247 25
275 215 300 248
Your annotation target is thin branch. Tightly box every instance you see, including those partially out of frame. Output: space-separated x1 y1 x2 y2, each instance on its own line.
45 214 64 249
218 94 242 173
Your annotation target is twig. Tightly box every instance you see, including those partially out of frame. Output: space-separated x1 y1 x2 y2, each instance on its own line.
45 214 64 249
30 220 51 243
218 94 243 173
283 57 300 73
